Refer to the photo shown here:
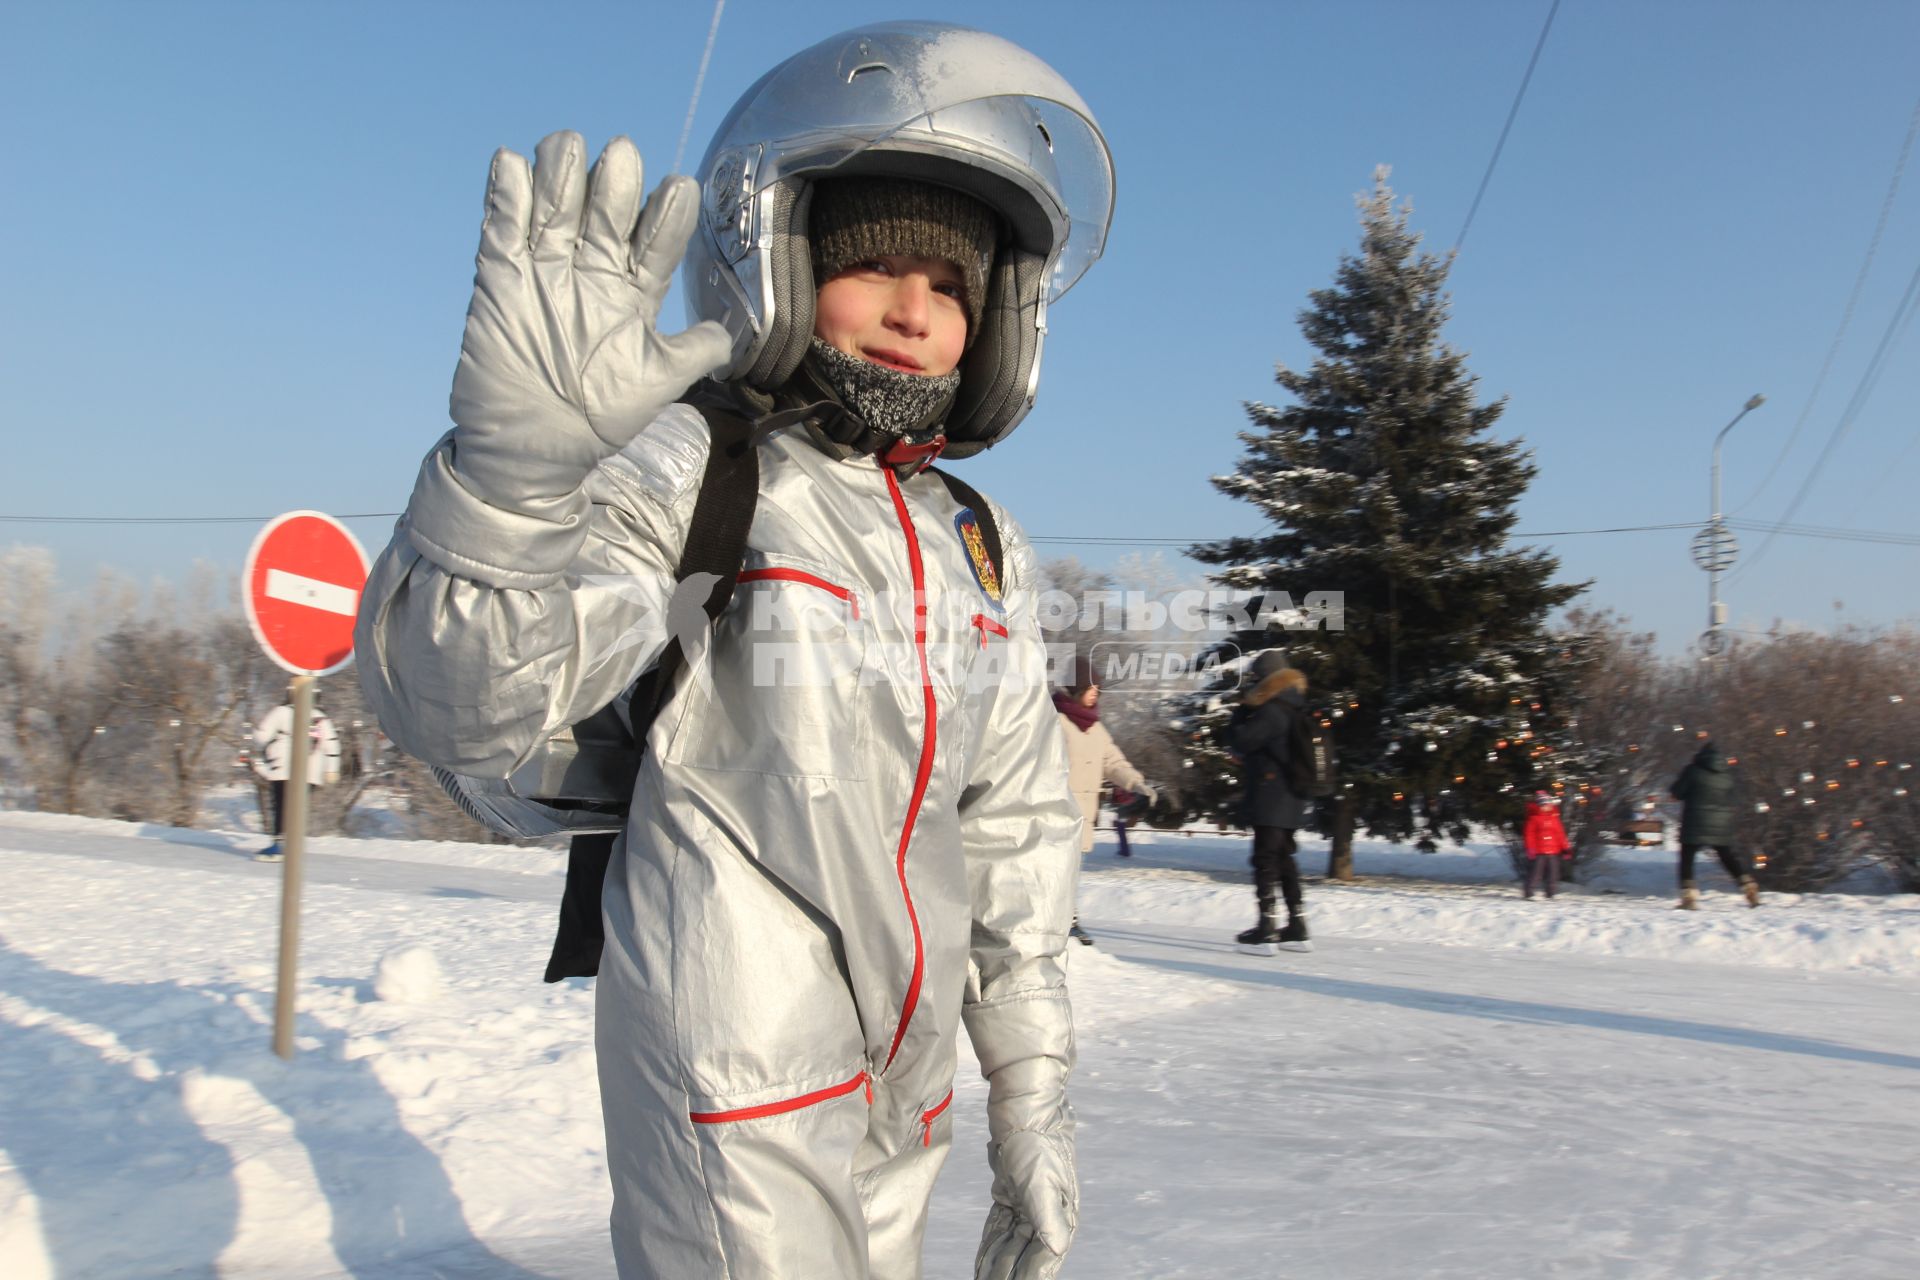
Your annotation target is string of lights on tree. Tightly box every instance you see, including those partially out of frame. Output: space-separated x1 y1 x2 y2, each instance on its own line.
1341 689 1913 849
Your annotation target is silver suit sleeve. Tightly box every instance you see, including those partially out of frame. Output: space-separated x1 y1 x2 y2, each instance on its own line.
353 408 706 780
957 519 1082 1139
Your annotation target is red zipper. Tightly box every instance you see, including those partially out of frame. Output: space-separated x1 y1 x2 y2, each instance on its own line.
970 613 1008 647
919 1089 954 1147
881 466 935 1074
688 1070 871 1125
736 567 860 619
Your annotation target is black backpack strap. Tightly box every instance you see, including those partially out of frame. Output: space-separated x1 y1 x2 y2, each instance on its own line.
544 407 760 983
928 466 1004 589
626 406 761 730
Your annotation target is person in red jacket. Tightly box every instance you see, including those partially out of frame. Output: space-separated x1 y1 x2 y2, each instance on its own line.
1522 791 1571 899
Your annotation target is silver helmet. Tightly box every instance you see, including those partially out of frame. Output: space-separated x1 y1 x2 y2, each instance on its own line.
682 21 1115 456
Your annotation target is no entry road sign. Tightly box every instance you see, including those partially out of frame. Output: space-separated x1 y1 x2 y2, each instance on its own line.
243 511 371 676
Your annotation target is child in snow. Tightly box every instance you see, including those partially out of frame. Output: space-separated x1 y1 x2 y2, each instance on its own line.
355 22 1110 1280
1110 787 1138 856
1521 790 1570 898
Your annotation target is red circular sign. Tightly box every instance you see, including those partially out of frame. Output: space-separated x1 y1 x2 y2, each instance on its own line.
243 511 371 676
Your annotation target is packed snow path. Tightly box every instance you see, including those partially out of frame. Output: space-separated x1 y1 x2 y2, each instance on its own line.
2 812 1916 1278
1004 926 1920 1279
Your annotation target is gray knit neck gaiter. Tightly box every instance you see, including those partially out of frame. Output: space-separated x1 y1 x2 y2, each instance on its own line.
804 338 959 442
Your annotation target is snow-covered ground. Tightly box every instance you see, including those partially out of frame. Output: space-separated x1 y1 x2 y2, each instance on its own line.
3 802 1917 1278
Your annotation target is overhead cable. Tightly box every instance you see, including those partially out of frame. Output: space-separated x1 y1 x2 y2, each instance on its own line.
1730 94 1920 516
2 514 1914 548
1727 256 1920 585
1452 0 1562 255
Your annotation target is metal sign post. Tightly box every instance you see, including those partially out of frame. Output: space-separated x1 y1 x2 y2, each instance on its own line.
274 675 316 1060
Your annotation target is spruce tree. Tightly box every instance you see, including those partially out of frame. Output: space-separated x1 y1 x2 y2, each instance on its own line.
1182 170 1586 878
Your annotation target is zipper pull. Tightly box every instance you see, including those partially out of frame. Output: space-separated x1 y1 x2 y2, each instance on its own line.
919 1089 952 1147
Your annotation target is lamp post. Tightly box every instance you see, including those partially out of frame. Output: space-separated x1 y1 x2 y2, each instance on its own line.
1693 393 1765 658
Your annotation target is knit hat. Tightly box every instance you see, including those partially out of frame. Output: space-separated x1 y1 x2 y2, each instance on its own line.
1249 648 1291 681
1066 653 1099 697
809 177 1000 336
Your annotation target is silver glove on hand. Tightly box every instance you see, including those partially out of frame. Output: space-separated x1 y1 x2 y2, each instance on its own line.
448 131 731 509
975 1126 1078 1280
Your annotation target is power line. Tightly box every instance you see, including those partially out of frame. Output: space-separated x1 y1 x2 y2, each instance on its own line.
1727 255 1920 585
1452 0 1562 255
1022 524 1700 547
1850 413 1920 513
1028 516 1916 547
1727 518 1920 548
2 514 1913 547
1729 94 1920 516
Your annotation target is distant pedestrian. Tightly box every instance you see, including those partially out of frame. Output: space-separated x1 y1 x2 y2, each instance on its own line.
1521 791 1570 899
1669 740 1761 909
251 702 341 861
1228 649 1313 953
1055 655 1155 942
1111 787 1137 857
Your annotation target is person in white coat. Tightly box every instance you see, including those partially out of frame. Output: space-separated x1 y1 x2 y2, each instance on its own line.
250 702 341 860
1053 655 1154 943
353 22 1115 1280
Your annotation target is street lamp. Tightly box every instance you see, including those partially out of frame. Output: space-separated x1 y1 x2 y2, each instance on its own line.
1693 393 1765 657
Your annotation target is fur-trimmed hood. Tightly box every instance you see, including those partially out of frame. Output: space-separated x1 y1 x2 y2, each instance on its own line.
1244 667 1307 707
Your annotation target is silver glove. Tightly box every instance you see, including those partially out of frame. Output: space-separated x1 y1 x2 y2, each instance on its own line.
975 1126 1078 1280
446 131 731 510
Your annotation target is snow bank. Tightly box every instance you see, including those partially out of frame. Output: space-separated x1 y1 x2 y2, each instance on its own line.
1082 827 1920 977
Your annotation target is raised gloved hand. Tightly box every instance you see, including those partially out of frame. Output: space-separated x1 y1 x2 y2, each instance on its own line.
975 1125 1077 1280
448 131 732 509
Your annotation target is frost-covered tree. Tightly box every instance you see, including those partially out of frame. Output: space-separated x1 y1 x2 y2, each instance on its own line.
0 557 142 815
1668 626 1920 891
1181 170 1585 878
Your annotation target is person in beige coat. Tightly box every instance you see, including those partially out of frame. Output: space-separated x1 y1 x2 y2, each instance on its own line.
1053 656 1155 942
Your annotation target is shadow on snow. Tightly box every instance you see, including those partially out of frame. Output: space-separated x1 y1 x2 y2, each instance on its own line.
1096 926 1920 1073
0 937 548 1279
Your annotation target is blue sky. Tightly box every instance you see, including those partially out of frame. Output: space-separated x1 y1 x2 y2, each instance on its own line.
2 0 1916 653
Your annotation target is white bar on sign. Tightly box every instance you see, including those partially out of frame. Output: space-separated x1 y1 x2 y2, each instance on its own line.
265 569 360 617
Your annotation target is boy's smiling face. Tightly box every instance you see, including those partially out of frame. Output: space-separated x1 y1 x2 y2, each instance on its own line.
814 254 969 378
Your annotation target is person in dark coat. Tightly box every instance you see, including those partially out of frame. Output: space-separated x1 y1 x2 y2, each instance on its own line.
1669 740 1761 910
1227 649 1313 952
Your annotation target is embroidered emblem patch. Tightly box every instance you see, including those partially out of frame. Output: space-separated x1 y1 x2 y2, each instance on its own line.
954 509 1003 612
